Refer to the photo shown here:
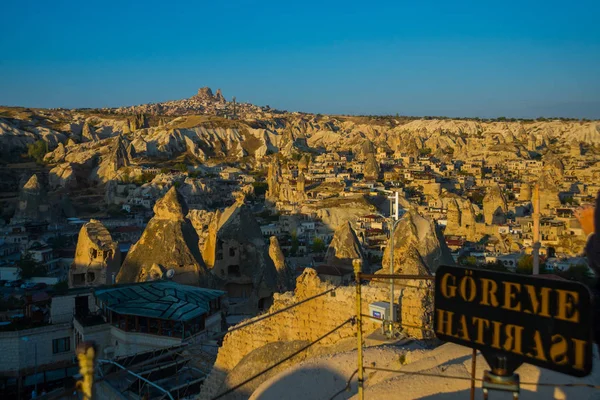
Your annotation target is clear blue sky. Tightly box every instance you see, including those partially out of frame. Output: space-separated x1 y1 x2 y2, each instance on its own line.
1 0 599 118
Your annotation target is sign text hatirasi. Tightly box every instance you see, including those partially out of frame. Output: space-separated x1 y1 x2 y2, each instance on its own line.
434 265 593 377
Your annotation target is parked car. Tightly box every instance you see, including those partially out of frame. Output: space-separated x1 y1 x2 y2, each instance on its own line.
5 280 23 287
32 282 47 290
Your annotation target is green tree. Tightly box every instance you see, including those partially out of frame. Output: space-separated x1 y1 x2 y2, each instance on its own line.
311 238 326 253
516 255 533 274
290 232 299 256
26 140 48 164
17 253 47 279
175 163 188 173
459 256 477 266
559 264 594 286
419 148 432 156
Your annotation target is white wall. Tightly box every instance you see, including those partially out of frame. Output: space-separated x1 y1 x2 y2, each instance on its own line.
0 323 73 373
0 267 20 281
110 327 182 358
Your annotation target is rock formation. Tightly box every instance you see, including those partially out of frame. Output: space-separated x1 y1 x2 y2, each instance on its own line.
537 172 562 214
265 158 306 203
116 187 210 286
269 236 293 291
482 184 507 225
266 158 282 202
364 152 380 180
202 201 278 311
544 152 565 178
96 135 132 182
381 210 454 275
11 174 52 224
44 142 67 163
49 163 77 189
81 122 100 142
215 88 226 103
129 113 149 131
442 194 479 240
69 219 121 288
324 221 365 269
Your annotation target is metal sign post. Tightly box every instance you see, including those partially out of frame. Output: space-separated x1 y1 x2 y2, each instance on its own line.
434 265 594 398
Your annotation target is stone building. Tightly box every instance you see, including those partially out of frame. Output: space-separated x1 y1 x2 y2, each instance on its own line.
482 184 508 225
11 174 52 224
268 236 293 291
203 201 278 312
381 210 454 276
116 187 211 286
324 221 366 270
538 172 562 215
69 219 121 288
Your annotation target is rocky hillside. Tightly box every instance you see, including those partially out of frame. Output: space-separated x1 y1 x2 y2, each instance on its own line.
2 101 599 167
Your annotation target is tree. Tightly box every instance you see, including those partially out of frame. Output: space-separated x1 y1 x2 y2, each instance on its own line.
175 163 187 173
459 256 477 267
311 238 326 253
419 148 432 156
26 140 48 164
17 253 47 279
290 232 299 256
516 255 533 274
559 264 594 286
483 262 509 272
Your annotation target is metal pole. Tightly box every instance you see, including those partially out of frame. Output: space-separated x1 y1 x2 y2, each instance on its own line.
34 342 38 396
470 348 477 400
353 259 364 400
532 183 540 275
389 217 395 337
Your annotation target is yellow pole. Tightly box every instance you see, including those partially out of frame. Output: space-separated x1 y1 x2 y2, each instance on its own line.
353 259 364 400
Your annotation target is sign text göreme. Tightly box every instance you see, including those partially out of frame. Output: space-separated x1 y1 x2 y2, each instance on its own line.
434 265 593 377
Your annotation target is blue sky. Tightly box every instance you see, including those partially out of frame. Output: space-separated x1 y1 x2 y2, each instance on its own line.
1 1 599 118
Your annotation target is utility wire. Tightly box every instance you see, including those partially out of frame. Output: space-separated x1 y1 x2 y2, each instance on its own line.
360 313 435 333
367 279 435 291
218 285 339 338
102 285 340 380
211 318 354 400
329 369 358 400
364 367 600 390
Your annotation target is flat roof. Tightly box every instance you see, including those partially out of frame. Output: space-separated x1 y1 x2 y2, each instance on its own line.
95 281 225 322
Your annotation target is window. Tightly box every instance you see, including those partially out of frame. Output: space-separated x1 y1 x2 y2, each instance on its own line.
52 337 70 354
228 265 241 277
229 247 236 257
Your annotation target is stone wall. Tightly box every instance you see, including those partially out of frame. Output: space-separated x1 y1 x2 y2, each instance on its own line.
396 279 435 338
199 269 434 399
